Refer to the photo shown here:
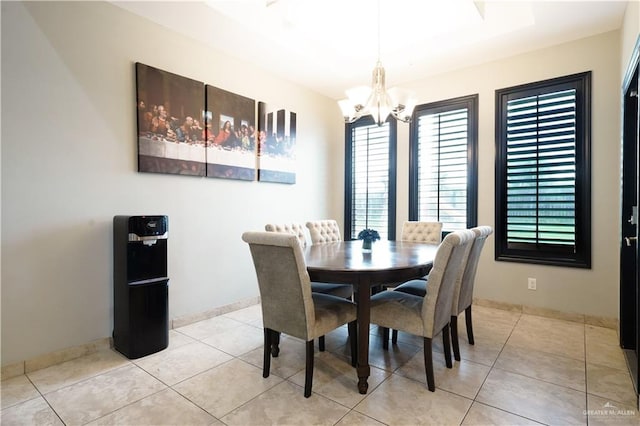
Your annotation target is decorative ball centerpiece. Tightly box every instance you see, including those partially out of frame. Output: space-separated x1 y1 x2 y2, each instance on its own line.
358 228 380 251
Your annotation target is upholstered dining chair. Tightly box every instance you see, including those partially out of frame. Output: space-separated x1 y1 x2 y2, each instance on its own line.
388 221 443 342
369 229 476 391
401 221 443 244
242 231 357 398
265 223 354 351
305 220 342 244
450 226 493 361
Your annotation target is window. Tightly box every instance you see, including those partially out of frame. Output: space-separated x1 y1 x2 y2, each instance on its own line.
409 95 478 232
495 72 591 268
345 117 397 240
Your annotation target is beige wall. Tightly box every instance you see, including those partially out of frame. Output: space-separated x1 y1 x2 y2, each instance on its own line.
0 1 343 365
621 0 639 77
395 30 622 319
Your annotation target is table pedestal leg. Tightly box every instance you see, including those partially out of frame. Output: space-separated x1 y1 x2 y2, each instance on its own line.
356 276 371 394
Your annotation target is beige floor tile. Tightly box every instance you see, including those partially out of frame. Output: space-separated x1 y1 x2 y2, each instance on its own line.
396 351 491 399
221 380 350 425
586 326 628 371
367 334 422 372
322 325 354 351
459 307 519 343
449 334 507 367
43 365 166 425
174 358 282 418
221 304 262 324
0 396 63 426
239 335 307 379
587 363 637 407
507 315 585 361
27 349 129 394
495 344 586 392
1 374 40 410
335 410 387 425
586 393 640 426
355 374 472 425
476 368 586 425
86 388 219 425
289 351 390 408
134 341 233 385
461 402 542 425
168 329 196 349
176 316 244 341
201 323 264 356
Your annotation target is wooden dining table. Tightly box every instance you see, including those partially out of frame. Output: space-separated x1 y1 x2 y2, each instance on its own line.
304 240 439 394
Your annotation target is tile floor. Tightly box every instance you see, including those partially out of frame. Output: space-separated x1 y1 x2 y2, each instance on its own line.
2 304 639 425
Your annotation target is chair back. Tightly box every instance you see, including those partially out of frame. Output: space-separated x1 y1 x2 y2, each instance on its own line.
265 223 307 248
242 231 315 340
421 229 476 338
401 221 443 244
306 220 342 244
453 226 493 315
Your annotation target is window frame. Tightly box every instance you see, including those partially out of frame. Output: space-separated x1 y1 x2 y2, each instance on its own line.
409 94 479 231
344 116 397 241
494 71 592 268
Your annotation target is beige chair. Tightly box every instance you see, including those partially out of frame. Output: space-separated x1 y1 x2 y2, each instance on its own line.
265 223 354 351
305 220 342 244
388 221 443 341
265 223 351 299
369 229 476 391
401 221 443 244
242 231 357 398
450 226 493 361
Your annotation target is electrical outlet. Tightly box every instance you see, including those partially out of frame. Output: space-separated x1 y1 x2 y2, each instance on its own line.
528 278 537 290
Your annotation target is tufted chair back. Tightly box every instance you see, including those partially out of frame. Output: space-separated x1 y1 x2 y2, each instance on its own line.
265 223 308 248
305 220 342 244
401 221 443 244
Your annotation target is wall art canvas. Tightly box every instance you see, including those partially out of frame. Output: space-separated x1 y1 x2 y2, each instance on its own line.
205 85 256 180
257 102 296 184
135 63 206 176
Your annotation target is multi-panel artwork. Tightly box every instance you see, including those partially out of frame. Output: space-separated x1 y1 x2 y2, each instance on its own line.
135 63 293 183
258 102 297 184
135 63 206 176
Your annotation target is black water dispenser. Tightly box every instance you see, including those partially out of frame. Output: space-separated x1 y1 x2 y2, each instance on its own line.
113 215 169 359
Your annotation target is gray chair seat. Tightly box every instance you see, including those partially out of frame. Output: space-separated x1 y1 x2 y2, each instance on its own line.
311 282 353 299
393 279 428 297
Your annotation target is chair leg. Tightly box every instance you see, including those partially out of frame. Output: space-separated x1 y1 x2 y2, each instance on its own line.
442 323 452 368
304 340 314 398
451 315 461 361
465 305 475 345
382 327 389 350
392 329 398 344
263 328 272 378
319 336 325 352
348 320 358 367
271 330 280 357
423 337 435 392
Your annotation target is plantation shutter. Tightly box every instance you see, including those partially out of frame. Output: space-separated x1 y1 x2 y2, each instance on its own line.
351 122 390 240
417 108 469 230
505 88 577 251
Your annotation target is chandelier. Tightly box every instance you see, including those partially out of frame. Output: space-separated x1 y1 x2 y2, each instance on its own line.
338 1 416 126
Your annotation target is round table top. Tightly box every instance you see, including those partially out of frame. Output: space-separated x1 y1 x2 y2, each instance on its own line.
304 240 439 273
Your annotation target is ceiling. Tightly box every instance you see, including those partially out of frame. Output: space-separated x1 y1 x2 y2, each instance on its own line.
113 1 628 100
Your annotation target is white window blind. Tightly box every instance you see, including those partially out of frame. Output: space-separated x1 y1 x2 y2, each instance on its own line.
417 108 469 231
350 123 390 240
506 89 576 249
